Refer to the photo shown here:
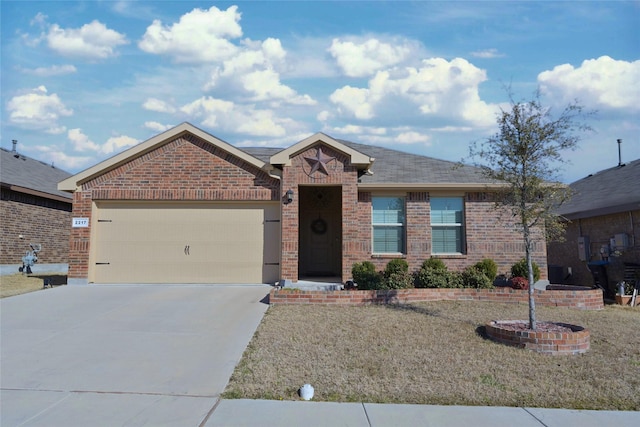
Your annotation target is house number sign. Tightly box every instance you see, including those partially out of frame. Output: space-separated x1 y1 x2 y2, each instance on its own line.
72 218 89 228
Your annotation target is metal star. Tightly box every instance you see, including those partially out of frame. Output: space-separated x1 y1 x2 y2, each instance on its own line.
304 147 335 175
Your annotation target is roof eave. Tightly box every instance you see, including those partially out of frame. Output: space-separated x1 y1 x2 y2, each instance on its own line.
1 183 72 203
559 201 640 220
357 182 507 190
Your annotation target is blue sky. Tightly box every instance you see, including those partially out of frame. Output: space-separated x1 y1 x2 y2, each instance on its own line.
1 1 638 183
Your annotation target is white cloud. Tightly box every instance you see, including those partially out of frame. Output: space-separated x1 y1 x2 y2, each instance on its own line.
240 69 316 105
329 125 387 136
329 37 415 77
139 5 242 63
67 128 138 155
180 96 291 137
538 56 640 111
21 64 77 76
330 85 374 119
329 57 497 127
144 121 173 132
395 131 431 145
317 110 331 122
30 145 93 170
7 86 72 134
47 20 128 60
470 48 505 59
203 37 315 106
102 135 139 154
68 128 100 152
142 97 176 113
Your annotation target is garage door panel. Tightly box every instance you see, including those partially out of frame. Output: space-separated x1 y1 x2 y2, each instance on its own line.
92 202 279 284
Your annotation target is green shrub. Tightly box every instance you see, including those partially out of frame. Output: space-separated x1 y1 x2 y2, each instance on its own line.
384 259 409 277
474 258 498 282
511 258 541 282
415 267 462 288
461 266 494 289
384 271 415 289
421 258 447 272
352 261 382 290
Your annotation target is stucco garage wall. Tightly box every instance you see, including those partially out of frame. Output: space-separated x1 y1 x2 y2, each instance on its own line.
67 134 280 282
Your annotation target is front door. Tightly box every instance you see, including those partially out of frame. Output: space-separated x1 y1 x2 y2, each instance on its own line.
299 186 341 277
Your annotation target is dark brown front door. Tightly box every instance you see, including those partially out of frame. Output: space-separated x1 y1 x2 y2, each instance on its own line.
299 186 341 277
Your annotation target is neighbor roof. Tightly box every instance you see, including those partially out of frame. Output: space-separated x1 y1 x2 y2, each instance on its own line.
1 147 72 202
556 158 640 219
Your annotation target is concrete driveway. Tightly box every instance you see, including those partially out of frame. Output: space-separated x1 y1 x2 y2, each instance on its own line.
1 284 271 426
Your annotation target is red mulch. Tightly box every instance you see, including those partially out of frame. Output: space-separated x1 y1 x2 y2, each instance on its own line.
494 321 573 333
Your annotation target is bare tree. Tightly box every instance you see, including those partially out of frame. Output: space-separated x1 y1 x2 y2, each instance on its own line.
470 90 594 330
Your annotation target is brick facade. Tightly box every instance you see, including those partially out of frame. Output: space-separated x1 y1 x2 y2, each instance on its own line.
547 210 640 287
65 128 549 284
0 188 72 264
347 191 547 280
270 287 603 310
67 134 280 280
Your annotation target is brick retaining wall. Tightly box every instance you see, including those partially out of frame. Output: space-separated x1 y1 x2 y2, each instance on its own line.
270 287 604 310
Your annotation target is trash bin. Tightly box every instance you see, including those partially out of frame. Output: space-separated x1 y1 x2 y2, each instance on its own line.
587 261 611 299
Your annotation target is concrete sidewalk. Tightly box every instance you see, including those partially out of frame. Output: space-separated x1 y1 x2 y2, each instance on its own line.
204 399 640 427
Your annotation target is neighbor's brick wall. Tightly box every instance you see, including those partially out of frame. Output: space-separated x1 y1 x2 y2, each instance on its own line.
67 134 281 281
270 287 604 310
1 188 72 264
351 191 547 279
547 210 640 287
280 144 361 281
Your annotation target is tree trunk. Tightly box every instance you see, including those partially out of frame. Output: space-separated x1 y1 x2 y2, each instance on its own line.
524 228 537 330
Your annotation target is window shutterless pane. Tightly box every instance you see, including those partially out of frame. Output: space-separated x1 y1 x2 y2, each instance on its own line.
373 226 405 253
430 197 463 224
432 226 462 253
372 197 405 224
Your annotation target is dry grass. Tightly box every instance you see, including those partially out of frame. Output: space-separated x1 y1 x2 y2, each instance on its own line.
0 273 67 298
223 301 640 410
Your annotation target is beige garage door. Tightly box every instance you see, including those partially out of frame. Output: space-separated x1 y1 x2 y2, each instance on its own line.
91 202 280 284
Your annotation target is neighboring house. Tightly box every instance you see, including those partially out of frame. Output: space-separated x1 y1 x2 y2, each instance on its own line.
1 143 73 267
58 123 547 285
547 158 640 294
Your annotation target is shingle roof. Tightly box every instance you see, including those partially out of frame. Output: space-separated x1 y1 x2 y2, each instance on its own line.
1 147 72 200
338 140 489 184
556 158 640 219
245 140 491 185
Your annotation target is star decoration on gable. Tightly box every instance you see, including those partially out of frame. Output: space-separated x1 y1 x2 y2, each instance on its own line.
304 147 335 175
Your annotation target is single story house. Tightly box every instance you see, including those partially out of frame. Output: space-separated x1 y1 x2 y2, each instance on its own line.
547 158 640 295
58 123 547 285
1 142 73 268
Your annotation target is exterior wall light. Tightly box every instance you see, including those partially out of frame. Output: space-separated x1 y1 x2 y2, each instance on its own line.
285 189 294 204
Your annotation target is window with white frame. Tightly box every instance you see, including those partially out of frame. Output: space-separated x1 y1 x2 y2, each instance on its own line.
372 196 405 253
431 197 465 254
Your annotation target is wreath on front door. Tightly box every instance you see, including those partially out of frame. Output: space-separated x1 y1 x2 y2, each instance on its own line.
311 218 327 235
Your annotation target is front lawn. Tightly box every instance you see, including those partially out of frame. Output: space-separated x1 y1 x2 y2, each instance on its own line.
0 273 66 298
223 301 639 410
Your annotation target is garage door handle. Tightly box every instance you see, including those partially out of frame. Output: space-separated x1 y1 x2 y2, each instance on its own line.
184 245 190 255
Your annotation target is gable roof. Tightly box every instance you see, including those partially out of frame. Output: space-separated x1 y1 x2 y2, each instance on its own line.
556 158 640 219
59 122 273 192
1 147 72 202
269 132 373 167
246 139 499 189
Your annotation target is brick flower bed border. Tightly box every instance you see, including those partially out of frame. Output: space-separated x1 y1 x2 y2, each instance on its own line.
485 320 590 355
269 287 604 310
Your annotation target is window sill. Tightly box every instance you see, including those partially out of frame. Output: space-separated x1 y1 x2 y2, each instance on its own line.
431 254 466 259
372 253 406 259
